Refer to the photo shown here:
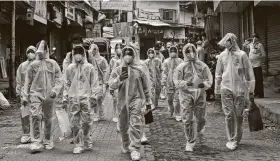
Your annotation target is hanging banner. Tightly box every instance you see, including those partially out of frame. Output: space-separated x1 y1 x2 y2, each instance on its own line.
113 22 132 37
135 9 161 21
91 2 133 11
34 0 47 24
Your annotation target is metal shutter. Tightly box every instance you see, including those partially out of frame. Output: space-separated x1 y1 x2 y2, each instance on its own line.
223 12 240 45
267 7 280 75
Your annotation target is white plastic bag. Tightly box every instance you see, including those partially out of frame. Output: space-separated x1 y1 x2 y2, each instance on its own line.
56 109 71 141
0 92 10 108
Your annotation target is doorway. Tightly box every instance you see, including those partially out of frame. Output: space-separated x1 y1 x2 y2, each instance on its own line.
140 37 155 60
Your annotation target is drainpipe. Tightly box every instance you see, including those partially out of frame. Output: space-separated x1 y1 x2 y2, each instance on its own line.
9 0 16 98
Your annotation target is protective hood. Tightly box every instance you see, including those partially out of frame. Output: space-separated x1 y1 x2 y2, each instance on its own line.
36 40 49 60
218 33 240 52
182 43 199 62
147 48 156 59
89 44 101 58
168 46 179 57
26 46 36 56
121 46 139 66
72 45 88 64
127 43 140 60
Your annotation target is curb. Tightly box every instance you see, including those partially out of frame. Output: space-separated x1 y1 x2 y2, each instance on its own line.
256 101 280 125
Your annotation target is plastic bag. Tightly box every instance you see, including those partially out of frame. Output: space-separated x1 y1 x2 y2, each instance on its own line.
0 92 10 108
248 100 263 132
56 109 71 141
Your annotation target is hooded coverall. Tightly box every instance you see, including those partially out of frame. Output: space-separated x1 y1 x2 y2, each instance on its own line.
162 46 183 117
108 49 122 119
215 33 255 144
88 44 108 120
16 46 36 138
173 43 213 144
109 46 152 152
23 41 62 146
63 45 99 148
144 48 162 108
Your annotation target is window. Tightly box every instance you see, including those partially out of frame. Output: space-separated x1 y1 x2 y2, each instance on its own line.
160 9 177 23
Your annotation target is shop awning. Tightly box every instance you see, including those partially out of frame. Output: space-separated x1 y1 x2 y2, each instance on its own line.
133 19 171 27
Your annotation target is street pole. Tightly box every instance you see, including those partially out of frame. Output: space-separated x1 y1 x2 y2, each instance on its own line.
100 1 103 37
9 0 16 99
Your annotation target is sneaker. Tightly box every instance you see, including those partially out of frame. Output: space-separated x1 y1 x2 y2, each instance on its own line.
185 142 195 152
112 117 118 123
73 147 84 154
84 143 93 150
21 136 31 144
197 132 206 144
141 136 148 145
175 116 182 122
226 141 237 151
130 151 141 161
30 142 44 153
44 142 54 150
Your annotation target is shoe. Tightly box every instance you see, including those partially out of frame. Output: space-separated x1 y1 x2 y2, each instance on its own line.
21 136 31 144
112 117 118 123
121 146 130 154
175 116 182 122
30 142 44 153
197 132 206 144
141 136 148 145
130 151 141 161
226 141 238 151
84 143 93 150
73 147 84 154
93 117 99 122
44 142 54 150
185 142 195 152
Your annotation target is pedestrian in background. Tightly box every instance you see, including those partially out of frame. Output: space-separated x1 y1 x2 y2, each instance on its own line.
16 45 36 144
162 46 183 121
244 33 265 98
215 33 255 151
173 43 213 152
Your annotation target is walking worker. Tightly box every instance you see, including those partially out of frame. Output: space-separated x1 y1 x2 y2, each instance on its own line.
215 33 255 151
144 48 162 109
243 33 265 98
23 40 63 152
154 42 165 63
173 43 213 152
63 45 99 154
162 46 183 122
108 43 123 123
88 44 109 122
109 46 152 161
16 45 36 144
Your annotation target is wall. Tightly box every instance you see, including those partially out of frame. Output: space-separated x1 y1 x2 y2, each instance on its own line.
179 10 192 25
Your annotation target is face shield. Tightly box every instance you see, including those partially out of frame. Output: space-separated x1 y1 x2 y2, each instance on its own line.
27 49 36 60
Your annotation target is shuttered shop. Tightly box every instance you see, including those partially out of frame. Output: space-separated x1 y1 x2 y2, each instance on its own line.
222 13 240 44
267 8 280 75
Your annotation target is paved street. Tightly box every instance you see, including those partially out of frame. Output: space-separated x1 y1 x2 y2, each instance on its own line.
0 93 148 161
146 100 280 161
1 95 280 161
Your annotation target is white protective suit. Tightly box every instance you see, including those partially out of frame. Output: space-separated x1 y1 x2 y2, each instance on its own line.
215 33 255 146
63 45 99 149
108 43 122 119
162 46 183 117
144 48 162 108
23 41 62 147
173 43 213 145
88 44 108 120
16 46 36 139
109 46 152 153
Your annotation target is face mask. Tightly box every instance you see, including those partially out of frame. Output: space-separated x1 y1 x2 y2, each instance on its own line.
27 52 35 60
170 52 176 58
124 55 133 64
74 54 83 62
116 49 122 54
187 52 195 61
148 53 154 58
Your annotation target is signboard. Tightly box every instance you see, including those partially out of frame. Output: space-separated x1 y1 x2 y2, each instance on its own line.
136 9 160 21
138 26 163 35
164 28 185 39
91 2 133 11
34 0 47 24
65 1 75 21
